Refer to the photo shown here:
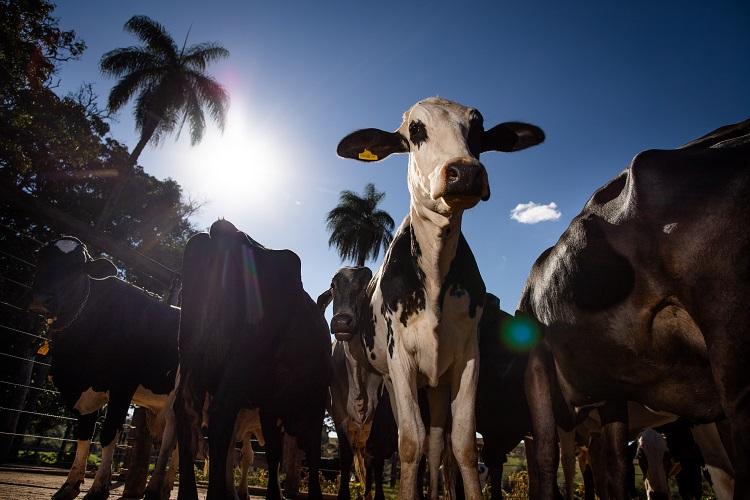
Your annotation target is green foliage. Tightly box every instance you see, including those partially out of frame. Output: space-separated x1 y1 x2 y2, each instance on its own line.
326 183 395 266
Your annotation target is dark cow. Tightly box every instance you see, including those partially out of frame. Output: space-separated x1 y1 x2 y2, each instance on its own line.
518 119 750 499
319 266 397 500
173 219 330 500
336 97 544 498
28 237 178 500
475 293 532 500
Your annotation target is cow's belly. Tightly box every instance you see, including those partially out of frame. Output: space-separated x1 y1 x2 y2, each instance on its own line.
549 299 722 421
74 388 108 415
133 385 169 412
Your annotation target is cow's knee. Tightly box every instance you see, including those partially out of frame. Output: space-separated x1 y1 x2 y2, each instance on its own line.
399 433 423 464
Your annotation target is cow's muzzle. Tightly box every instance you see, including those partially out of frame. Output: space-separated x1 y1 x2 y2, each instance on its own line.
331 313 355 341
440 159 490 208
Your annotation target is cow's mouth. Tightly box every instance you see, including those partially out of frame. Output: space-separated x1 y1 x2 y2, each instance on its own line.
442 194 482 209
333 330 354 342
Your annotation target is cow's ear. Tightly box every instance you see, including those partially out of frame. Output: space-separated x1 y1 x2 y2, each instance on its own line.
85 258 117 280
316 289 333 312
482 122 545 153
337 128 409 162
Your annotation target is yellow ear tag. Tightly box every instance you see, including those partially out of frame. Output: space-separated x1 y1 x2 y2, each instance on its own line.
37 340 50 356
358 149 378 161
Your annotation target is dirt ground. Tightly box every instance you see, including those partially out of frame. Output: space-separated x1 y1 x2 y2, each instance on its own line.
0 469 220 500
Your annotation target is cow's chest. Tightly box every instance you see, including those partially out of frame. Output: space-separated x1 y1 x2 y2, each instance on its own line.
369 285 480 384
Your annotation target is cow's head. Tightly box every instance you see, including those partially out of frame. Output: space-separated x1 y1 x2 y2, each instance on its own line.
30 237 117 322
637 429 672 500
337 97 544 216
317 266 373 341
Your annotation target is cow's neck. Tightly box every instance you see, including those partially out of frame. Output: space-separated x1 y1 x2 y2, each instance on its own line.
409 202 462 301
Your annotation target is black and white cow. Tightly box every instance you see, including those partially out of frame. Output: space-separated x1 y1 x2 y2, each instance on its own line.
518 119 750 499
335 97 544 498
173 219 330 500
319 266 396 500
29 237 178 500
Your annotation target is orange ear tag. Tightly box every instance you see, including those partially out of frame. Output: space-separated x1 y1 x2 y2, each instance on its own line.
358 149 378 161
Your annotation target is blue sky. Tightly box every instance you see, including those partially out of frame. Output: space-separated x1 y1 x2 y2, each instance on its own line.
53 1 750 312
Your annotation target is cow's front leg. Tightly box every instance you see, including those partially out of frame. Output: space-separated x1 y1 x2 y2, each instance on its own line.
206 399 239 500
426 384 449 500
449 341 481 500
525 346 559 499
122 407 152 499
53 411 98 500
599 400 628 500
144 391 178 500
260 410 285 500
84 388 136 500
390 354 425 500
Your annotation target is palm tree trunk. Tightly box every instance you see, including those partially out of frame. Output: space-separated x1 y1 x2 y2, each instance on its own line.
94 124 156 231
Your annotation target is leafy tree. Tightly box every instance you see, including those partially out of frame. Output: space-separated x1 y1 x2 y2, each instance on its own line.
96 15 229 230
326 183 395 267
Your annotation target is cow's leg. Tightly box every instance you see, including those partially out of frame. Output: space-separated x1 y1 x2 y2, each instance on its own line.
691 423 735 500
525 346 558 499
558 428 576 500
175 386 200 500
427 384 449 500
260 410 284 500
599 400 628 500
303 415 325 500
237 437 254 500
84 388 136 500
372 455 386 500
144 392 178 500
337 426 354 500
449 346 481 500
122 407 153 499
53 411 98 500
206 399 239 500
390 357 425 500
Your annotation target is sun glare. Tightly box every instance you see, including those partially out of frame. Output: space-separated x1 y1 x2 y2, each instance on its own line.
182 99 287 216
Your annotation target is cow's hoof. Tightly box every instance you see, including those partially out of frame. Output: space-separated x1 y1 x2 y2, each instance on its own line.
52 483 81 500
81 487 110 500
143 487 170 500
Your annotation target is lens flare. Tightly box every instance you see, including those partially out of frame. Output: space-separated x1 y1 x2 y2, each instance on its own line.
500 315 540 352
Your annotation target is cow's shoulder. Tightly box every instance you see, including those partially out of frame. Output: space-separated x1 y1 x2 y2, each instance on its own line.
438 232 485 319
379 221 426 326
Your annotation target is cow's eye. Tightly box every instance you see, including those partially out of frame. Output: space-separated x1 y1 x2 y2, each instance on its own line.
409 120 428 148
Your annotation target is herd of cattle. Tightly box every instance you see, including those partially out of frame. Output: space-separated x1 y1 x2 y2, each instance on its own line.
23 97 748 500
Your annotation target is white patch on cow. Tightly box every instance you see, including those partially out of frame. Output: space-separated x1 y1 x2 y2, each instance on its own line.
663 222 678 234
510 201 562 224
73 388 108 415
64 439 91 489
55 239 81 253
705 465 735 500
90 433 118 492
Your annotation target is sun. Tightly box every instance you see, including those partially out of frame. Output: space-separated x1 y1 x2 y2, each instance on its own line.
181 98 287 216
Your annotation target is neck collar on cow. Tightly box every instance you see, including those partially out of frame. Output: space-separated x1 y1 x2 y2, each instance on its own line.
50 278 91 333
409 203 463 283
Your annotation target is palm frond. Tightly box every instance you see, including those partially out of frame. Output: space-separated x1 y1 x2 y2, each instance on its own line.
182 42 229 71
106 68 160 112
124 16 178 58
100 47 161 77
186 70 229 130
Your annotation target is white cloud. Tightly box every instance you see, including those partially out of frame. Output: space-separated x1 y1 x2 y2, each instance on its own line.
510 201 562 224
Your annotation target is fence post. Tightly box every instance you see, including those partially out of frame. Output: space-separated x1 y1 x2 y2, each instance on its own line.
121 407 151 497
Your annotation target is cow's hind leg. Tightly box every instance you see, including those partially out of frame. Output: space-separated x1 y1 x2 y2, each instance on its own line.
53 411 98 500
261 410 284 500
175 386 200 500
302 411 325 500
336 426 353 500
83 388 136 500
206 399 239 500
426 384 449 500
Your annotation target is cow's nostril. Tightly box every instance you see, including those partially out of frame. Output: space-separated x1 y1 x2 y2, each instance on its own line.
446 167 460 181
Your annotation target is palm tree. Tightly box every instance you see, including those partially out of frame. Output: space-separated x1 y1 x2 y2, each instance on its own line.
95 15 229 230
326 183 395 266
